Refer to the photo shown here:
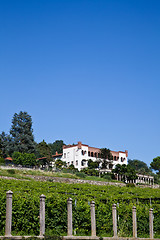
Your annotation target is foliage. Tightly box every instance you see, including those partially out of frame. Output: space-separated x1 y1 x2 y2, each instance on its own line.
128 159 151 174
0 157 5 165
55 159 67 169
48 140 65 155
0 178 160 237
12 152 36 166
67 164 77 172
101 173 112 180
100 148 113 169
3 111 37 155
81 168 99 176
7 169 16 174
75 172 86 178
150 156 160 173
0 131 13 158
112 164 137 182
88 159 99 169
36 140 52 167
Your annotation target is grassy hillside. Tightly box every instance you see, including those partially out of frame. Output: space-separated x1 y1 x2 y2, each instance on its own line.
0 178 160 238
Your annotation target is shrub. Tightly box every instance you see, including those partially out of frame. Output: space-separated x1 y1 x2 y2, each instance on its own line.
76 172 86 178
7 169 15 174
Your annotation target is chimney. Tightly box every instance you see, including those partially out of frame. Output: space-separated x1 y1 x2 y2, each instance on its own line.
78 141 82 149
125 150 128 157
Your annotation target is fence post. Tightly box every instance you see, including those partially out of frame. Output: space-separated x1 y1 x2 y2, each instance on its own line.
149 208 154 239
5 190 13 237
112 204 117 237
132 206 137 238
91 201 96 236
67 198 73 236
40 194 46 236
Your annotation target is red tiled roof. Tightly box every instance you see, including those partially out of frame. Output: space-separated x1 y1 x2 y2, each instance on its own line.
5 157 13 161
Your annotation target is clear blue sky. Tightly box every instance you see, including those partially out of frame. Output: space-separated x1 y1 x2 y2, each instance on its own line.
0 0 160 166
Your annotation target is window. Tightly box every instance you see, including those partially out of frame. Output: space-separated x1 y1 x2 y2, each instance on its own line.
88 151 90 156
76 160 78 166
91 152 93 157
71 161 73 165
121 157 123 162
81 160 85 166
82 150 84 155
64 153 66 158
114 156 116 161
95 152 97 157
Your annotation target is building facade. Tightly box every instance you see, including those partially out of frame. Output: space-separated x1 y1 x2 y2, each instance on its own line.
53 141 128 171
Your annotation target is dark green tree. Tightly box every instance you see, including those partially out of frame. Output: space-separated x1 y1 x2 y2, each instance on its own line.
150 156 160 174
128 159 151 174
0 131 13 157
113 164 137 182
100 148 113 169
88 159 99 169
9 111 36 154
48 140 65 155
36 140 52 167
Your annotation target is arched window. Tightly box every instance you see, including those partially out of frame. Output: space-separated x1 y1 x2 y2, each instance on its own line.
91 152 93 157
95 152 97 157
114 156 116 161
88 151 90 156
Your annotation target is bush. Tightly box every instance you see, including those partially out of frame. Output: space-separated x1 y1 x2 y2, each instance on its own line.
101 173 112 180
76 172 86 178
0 157 5 165
7 169 15 174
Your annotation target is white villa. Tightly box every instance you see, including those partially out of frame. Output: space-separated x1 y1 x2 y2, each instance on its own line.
52 141 128 171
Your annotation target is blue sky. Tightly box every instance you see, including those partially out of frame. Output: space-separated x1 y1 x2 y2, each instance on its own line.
0 0 160 166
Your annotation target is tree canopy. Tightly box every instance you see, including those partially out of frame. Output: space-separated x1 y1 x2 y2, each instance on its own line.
100 148 113 169
112 164 137 182
150 156 160 173
128 159 151 174
48 140 65 155
8 111 36 154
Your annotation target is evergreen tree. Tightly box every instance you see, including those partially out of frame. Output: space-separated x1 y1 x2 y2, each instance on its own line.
48 140 65 155
0 131 13 157
9 111 36 154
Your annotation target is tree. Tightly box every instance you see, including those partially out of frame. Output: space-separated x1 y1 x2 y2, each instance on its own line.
0 131 13 158
88 159 99 169
100 148 113 169
112 164 137 182
48 140 65 155
9 111 36 154
12 152 36 166
36 140 52 167
128 159 151 174
150 157 160 173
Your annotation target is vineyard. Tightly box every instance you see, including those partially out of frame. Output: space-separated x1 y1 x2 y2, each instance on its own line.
0 178 160 238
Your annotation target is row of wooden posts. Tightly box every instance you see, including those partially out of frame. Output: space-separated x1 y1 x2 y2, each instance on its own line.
4 190 154 238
